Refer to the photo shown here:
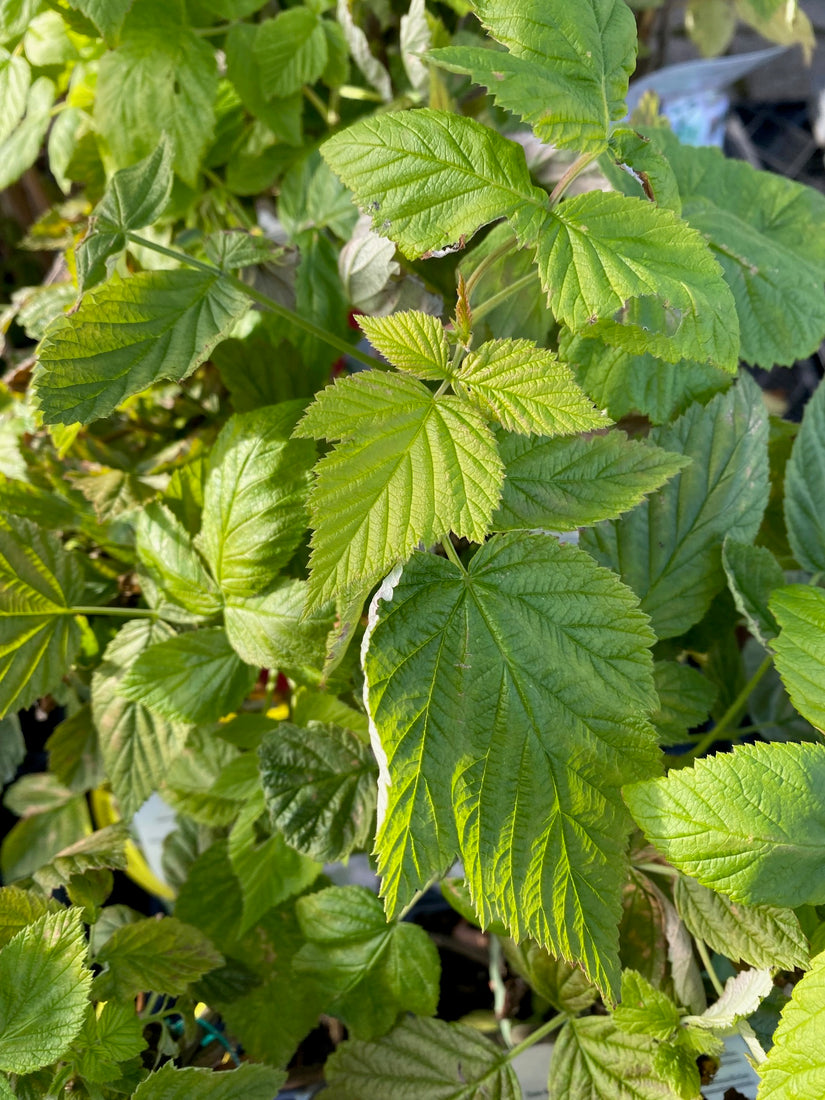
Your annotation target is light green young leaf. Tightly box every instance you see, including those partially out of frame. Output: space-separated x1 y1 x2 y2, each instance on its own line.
295 370 503 606
429 0 636 154
34 270 249 426
119 628 257 725
455 339 608 436
70 1002 146 1084
259 721 377 862
94 916 223 1001
0 886 53 949
0 517 85 719
336 0 392 101
224 579 331 676
613 970 681 1041
650 130 825 368
722 539 784 647
625 741 825 908
365 533 659 999
321 108 547 259
493 430 689 533
33 823 129 892
528 190 739 371
560 330 729 426
548 1015 679 1100
0 76 54 192
356 311 451 380
771 585 825 731
296 886 440 1039
137 503 222 624
132 1062 287 1100
758 948 825 1100
198 404 314 599
674 874 809 971
324 1015 520 1100
0 909 92 1074
582 376 769 639
784 379 825 574
95 1 217 185
0 49 29 144
254 9 327 99
650 661 717 746
92 620 189 820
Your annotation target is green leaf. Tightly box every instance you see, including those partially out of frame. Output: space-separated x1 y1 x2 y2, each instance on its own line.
0 48 29 144
581 376 769 639
136 502 222 623
625 742 825 908
323 1015 520 1100
295 885 440 1039
33 823 129 892
321 108 547 259
455 339 608 436
784 380 825 574
648 130 825 368
429 0 636 154
548 1016 678 1100
0 886 53 949
92 619 189 820
224 579 331 676
650 661 717 747
95 1 217 186
673 874 809 971
502 939 599 1015
161 730 241 826
254 9 327 99
605 127 681 213
529 190 739 371
228 792 320 935
132 1062 287 1099
296 370 503 606
560 330 729 426
67 0 133 45
174 841 244 948
493 430 689 533
1 797 91 884
70 1002 146 1083
613 970 681 1041
94 916 223 1000
758 948 825 1100
198 404 314 599
356 311 452 381
0 714 24 785
34 270 249 426
771 585 825 731
364 532 658 999
259 721 377 862
0 909 92 1074
225 24 303 144
722 539 785 647
0 76 54 192
0 517 84 719
119 628 257 725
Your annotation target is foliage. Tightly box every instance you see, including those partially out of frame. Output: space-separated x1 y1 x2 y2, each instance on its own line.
0 0 824 1097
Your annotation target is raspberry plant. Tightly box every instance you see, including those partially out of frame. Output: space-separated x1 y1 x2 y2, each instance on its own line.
1 0 825 1097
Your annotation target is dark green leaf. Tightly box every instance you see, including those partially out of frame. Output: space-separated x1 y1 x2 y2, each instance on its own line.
94 916 224 1000
254 9 327 99
722 538 785 646
136 502 222 623
784 379 825 573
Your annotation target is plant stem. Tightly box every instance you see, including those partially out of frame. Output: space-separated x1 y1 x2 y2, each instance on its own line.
548 150 600 208
71 605 159 619
441 537 465 571
737 1021 768 1065
194 21 240 36
683 654 773 762
489 936 513 1047
125 232 381 371
473 272 537 323
464 237 518 298
303 85 332 125
635 862 678 878
505 1012 566 1062
695 938 724 998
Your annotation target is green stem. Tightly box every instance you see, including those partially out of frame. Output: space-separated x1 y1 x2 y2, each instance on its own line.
635 862 678 879
505 1012 566 1062
194 20 240 36
695 938 724 998
489 936 513 1048
683 654 773 762
464 237 518 298
548 150 600 208
737 1021 768 1065
125 232 381 371
203 168 255 230
441 537 465 571
473 272 537 323
303 85 332 125
71 605 159 619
